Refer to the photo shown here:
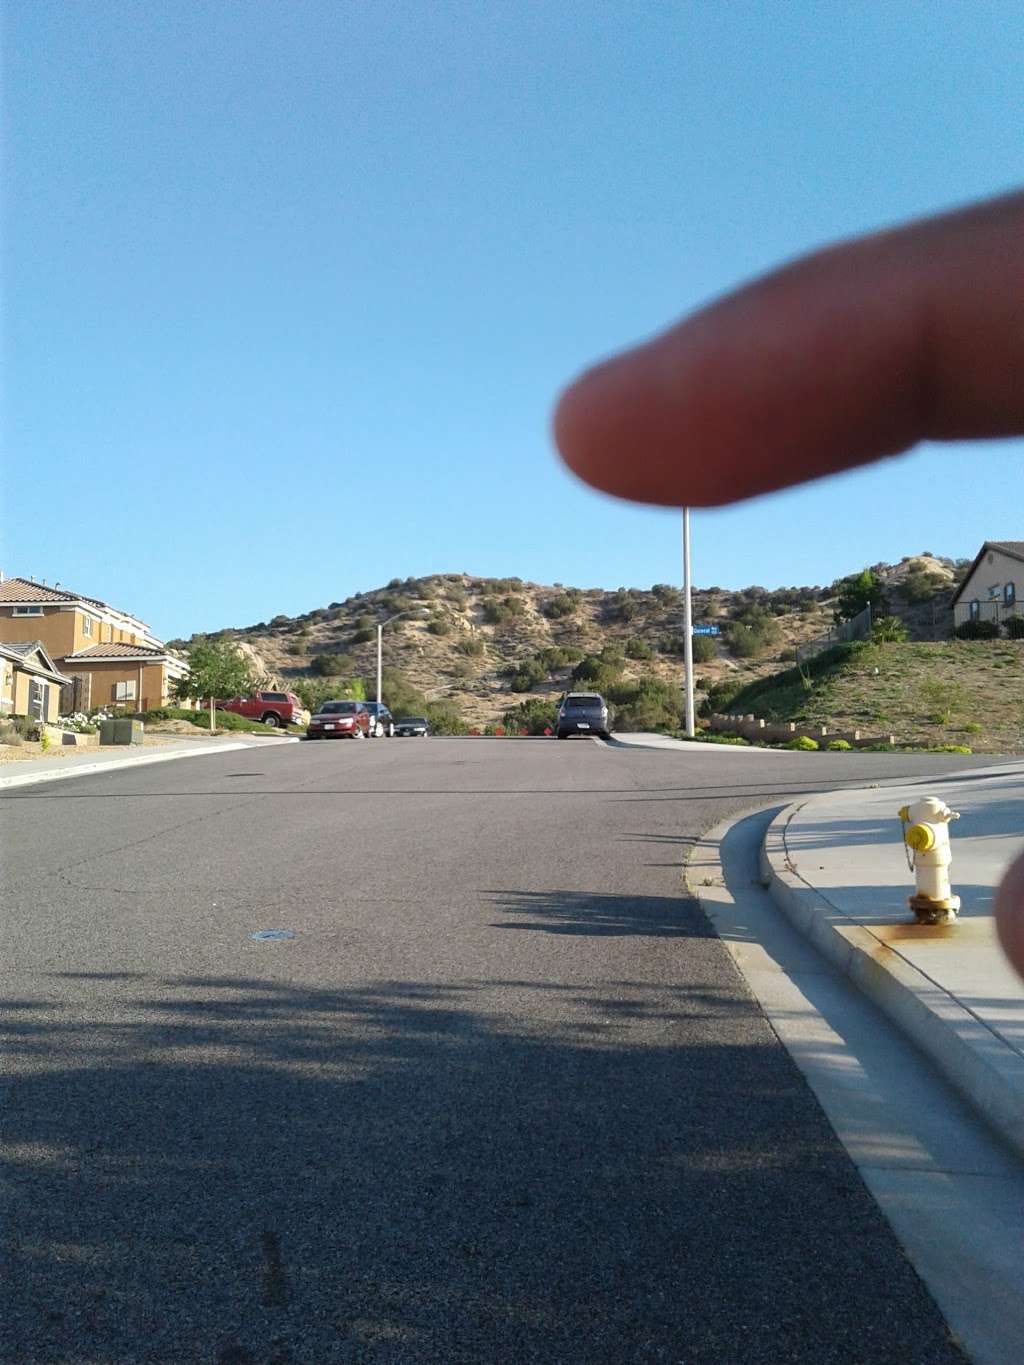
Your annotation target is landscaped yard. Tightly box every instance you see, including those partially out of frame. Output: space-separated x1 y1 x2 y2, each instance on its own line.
716 641 1024 753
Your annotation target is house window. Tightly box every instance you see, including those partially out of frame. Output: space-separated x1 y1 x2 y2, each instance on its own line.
13 606 43 617
969 600 980 621
82 615 93 637
28 679 45 720
1006 583 1016 607
114 680 137 701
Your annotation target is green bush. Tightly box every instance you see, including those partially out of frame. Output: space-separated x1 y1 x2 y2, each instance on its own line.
424 700 468 735
572 653 624 693
606 674 680 732
724 621 777 658
537 645 582 669
677 730 749 746
543 594 576 619
457 636 485 656
509 658 546 692
954 619 999 640
286 644 304 656
691 635 717 663
825 739 852 751
426 618 451 635
902 570 946 604
361 667 426 720
700 678 744 716
310 653 352 676
503 697 558 735
351 627 374 645
1005 617 1024 639
927 743 972 754
482 598 510 625
625 638 652 660
607 591 636 623
782 735 819 750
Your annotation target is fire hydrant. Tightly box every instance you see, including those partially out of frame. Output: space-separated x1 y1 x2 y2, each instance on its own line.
898 796 961 924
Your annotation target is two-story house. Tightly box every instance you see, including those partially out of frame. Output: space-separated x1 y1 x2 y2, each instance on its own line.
0 577 189 713
950 542 1024 631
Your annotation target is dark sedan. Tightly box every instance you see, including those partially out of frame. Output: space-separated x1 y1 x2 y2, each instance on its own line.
555 692 611 740
394 716 430 737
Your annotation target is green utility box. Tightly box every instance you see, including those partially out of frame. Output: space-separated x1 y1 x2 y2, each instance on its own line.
99 718 144 746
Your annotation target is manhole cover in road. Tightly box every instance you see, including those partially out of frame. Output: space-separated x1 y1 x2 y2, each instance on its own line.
249 930 296 942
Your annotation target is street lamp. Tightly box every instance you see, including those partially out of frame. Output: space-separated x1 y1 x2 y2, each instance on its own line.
682 508 695 737
377 608 430 718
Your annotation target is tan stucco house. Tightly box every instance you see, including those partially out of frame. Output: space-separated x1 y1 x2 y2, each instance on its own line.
0 641 71 724
951 542 1024 631
0 577 189 713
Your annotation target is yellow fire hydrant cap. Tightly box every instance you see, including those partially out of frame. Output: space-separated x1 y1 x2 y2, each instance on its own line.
905 822 936 853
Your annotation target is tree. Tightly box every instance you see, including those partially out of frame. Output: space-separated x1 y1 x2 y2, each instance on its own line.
832 568 886 622
172 640 259 703
292 677 365 712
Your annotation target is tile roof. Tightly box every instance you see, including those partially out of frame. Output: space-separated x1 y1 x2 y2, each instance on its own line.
65 642 169 660
0 577 109 607
0 577 150 629
0 639 71 680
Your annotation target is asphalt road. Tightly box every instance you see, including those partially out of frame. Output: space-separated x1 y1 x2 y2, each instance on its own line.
2 737 997 1364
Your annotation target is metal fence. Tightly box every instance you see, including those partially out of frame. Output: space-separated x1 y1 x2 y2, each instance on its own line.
953 599 1023 629
795 605 873 666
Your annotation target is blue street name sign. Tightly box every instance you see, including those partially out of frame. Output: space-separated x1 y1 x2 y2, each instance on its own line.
692 625 720 636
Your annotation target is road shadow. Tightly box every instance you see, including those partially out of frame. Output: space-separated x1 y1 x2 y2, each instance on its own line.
486 887 710 938
1 973 966 1365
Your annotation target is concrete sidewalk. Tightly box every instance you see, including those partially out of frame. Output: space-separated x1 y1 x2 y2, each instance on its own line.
609 731 790 754
0 732 296 790
761 763 1024 1159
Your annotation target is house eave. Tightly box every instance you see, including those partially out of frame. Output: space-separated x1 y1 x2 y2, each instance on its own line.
950 541 1024 607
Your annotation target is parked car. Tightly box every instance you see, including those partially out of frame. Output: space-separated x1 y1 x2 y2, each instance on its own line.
394 715 429 737
221 690 310 729
306 700 371 739
556 692 611 740
363 702 395 737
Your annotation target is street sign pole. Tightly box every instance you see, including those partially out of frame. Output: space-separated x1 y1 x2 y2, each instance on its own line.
682 507 695 737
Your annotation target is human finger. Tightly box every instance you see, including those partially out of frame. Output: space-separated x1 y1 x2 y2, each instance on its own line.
553 189 1024 506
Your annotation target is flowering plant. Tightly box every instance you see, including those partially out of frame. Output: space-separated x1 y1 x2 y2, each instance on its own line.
60 712 100 734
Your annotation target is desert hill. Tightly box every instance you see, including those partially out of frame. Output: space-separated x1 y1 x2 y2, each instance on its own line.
171 555 967 730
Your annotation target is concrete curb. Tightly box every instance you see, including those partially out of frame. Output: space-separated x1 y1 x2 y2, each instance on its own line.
760 801 1024 1161
0 737 291 791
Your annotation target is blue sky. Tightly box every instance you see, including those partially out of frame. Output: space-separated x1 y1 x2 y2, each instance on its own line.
4 0 1022 638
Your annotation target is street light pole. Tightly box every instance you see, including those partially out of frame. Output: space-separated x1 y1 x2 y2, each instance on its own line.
376 607 430 720
376 624 384 715
682 507 695 737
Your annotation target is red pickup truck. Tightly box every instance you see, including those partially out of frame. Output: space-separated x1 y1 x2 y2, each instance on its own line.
219 690 311 729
